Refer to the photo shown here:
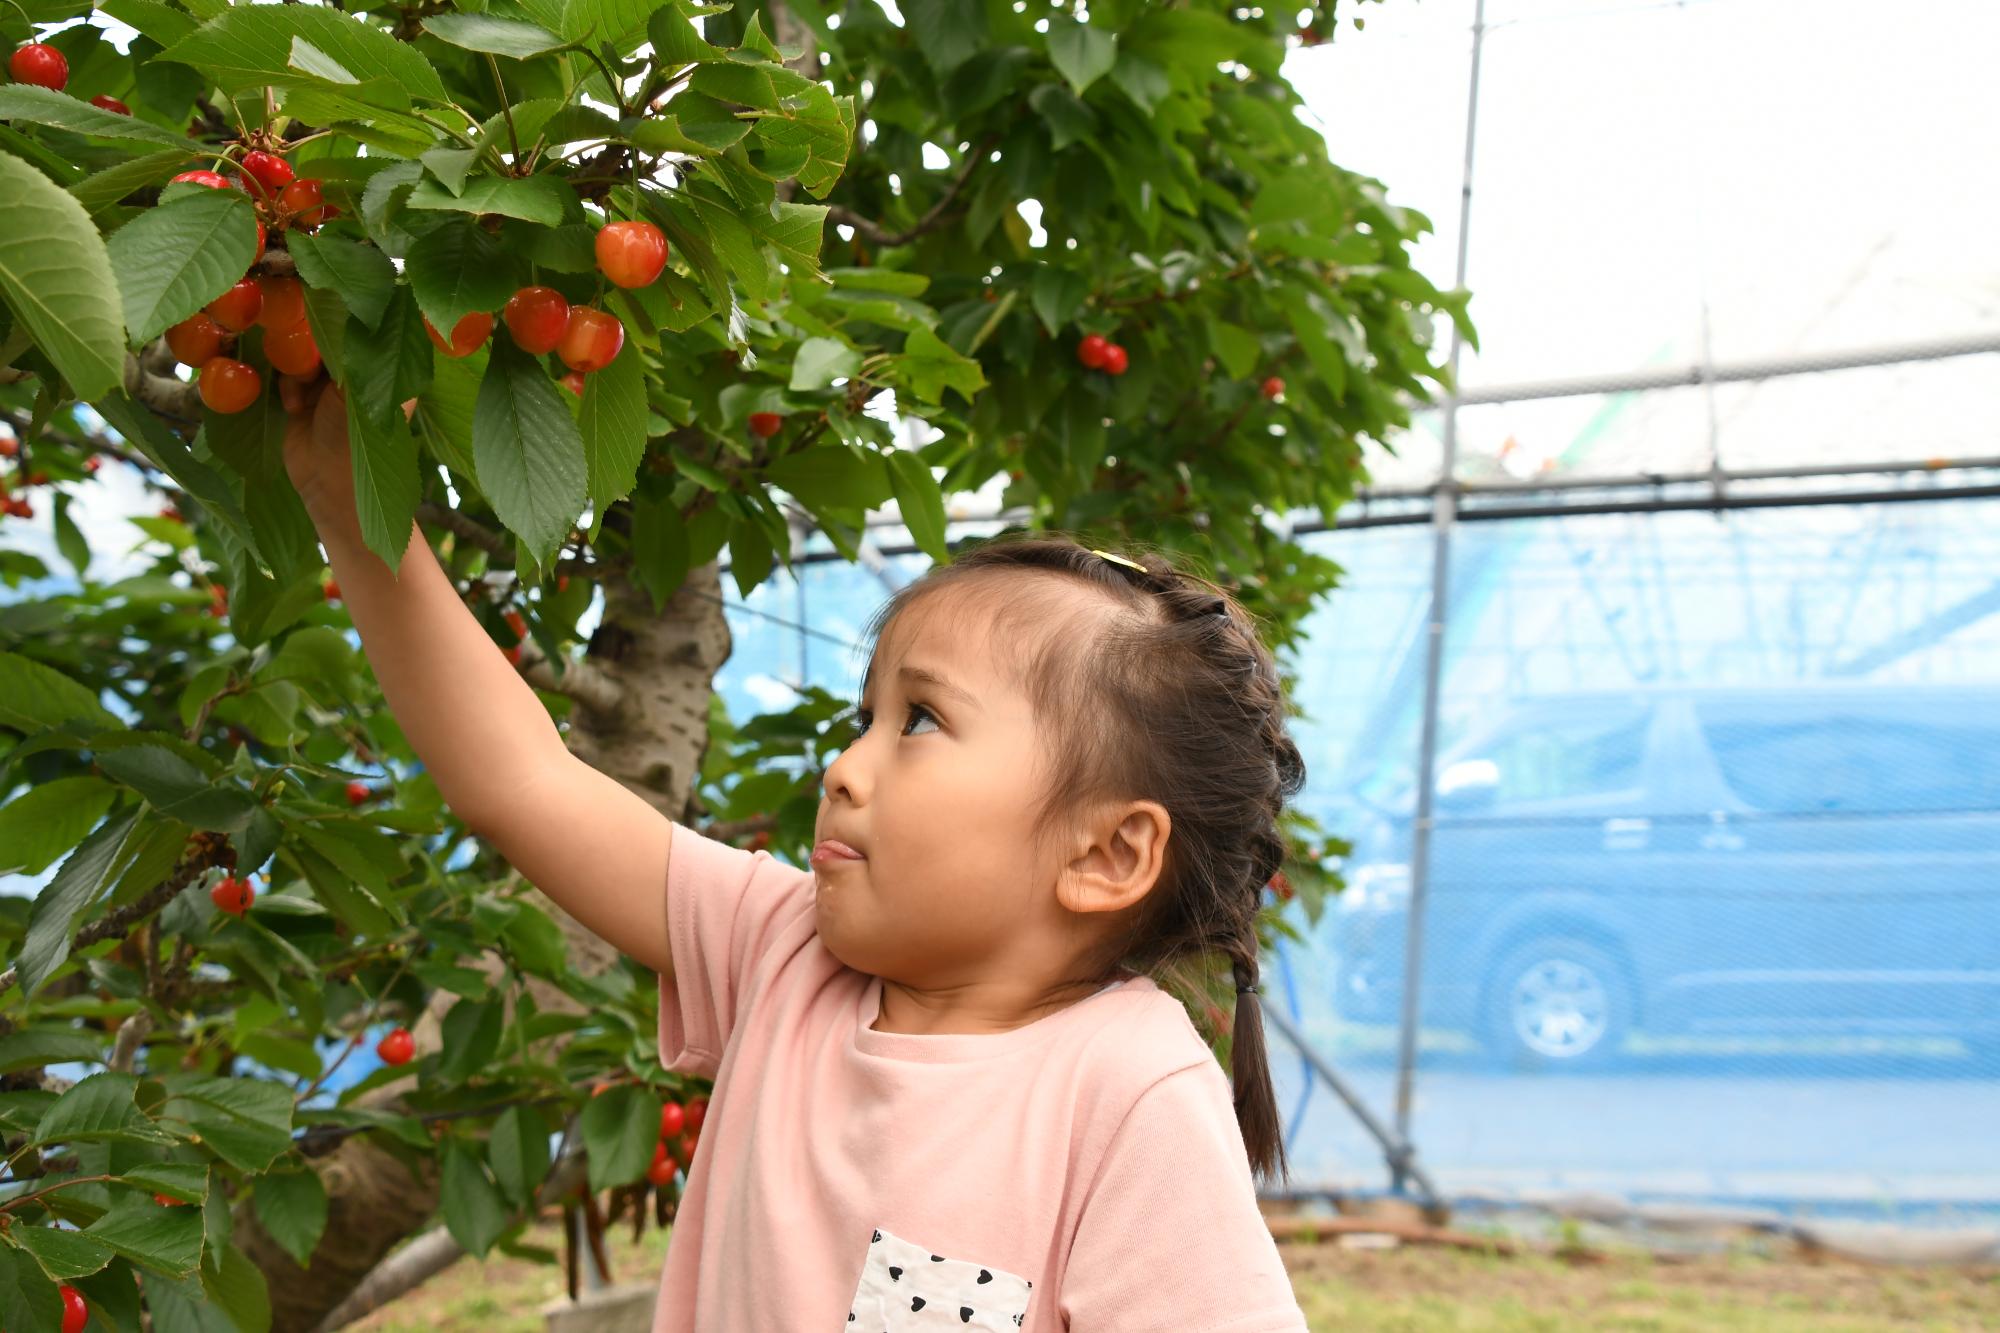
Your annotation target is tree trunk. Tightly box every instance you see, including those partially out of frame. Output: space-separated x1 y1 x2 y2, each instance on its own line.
235 561 734 1331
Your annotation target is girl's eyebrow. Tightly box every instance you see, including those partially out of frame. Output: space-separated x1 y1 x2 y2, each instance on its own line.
862 664 981 713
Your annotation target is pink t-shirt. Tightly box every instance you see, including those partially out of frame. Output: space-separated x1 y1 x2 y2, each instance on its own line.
651 824 1306 1332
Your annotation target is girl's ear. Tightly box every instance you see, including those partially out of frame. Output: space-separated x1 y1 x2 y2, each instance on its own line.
1056 801 1171 916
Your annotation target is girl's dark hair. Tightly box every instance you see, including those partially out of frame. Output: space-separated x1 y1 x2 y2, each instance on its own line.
857 532 1305 1186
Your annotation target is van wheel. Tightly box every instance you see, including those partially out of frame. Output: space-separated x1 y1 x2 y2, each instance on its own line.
1483 937 1633 1072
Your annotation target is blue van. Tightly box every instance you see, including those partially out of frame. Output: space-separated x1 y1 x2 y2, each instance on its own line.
1327 684 2000 1070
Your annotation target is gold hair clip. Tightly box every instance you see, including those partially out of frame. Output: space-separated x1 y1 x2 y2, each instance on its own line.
1090 549 1147 573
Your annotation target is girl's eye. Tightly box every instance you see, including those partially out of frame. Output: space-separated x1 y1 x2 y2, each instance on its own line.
853 702 938 738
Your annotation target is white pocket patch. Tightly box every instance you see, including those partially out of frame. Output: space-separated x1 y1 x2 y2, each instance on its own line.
845 1226 1034 1330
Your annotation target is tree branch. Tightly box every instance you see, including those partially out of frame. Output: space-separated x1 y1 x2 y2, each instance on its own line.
414 501 513 558
826 131 1000 248
518 641 625 717
124 341 200 423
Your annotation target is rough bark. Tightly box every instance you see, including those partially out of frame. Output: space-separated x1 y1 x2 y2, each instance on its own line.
233 561 734 1330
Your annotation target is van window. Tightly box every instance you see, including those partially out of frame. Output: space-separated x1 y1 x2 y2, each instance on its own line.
1475 709 1650 804
1698 712 2000 813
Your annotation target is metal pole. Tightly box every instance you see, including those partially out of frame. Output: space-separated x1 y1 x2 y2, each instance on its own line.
1391 0 1487 1192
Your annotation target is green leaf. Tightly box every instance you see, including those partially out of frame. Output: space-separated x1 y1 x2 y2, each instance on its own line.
159 5 447 102
646 7 726 65
0 774 116 877
157 1077 294 1173
0 1026 103 1072
473 339 588 567
0 150 127 402
18 808 142 997
440 1140 511 1258
122 1162 210 1205
886 451 949 564
0 1250 62 1332
907 0 987 77
12 1225 116 1282
419 146 478 196
201 1242 272 1333
252 1170 328 1267
627 491 689 614
93 742 257 830
0 84 205 151
408 175 572 227
764 445 893 512
578 337 646 513
404 219 513 340
284 232 395 331
487 1104 550 1209
68 149 194 217
895 327 988 406
343 291 427 574
106 187 260 346
52 490 91 579
83 1196 204 1277
434 996 503 1085
33 1071 177 1148
1207 318 1262 381
790 336 861 392
1047 21 1118 96
421 12 566 58
578 1083 656 1192
1030 264 1090 338
99 0 200 48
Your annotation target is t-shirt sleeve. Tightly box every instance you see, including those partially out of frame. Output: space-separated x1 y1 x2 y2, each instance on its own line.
1062 1061 1307 1333
656 823 814 1079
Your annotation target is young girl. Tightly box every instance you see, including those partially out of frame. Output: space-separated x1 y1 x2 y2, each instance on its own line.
284 384 1309 1331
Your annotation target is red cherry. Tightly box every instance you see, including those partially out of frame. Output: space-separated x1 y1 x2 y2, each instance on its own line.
252 218 266 262
277 177 330 229
90 94 131 115
747 412 783 439
198 357 262 414
1261 376 1284 400
424 311 493 358
209 584 228 618
556 306 623 373
1270 870 1296 902
748 829 772 852
503 644 522 666
0 437 15 456
659 1100 685 1138
594 220 669 288
165 313 228 367
345 780 371 806
59 1283 87 1333
237 150 294 200
160 504 183 523
209 875 254 916
26 471 47 486
206 276 263 332
323 578 341 602
154 1191 184 1206
170 169 229 190
4 497 31 519
265 324 321 377
503 286 571 355
10 44 68 92
647 1154 677 1186
84 456 101 474
556 574 571 592
1076 334 1110 369
258 275 307 333
558 370 586 396
686 1097 706 1132
376 1027 414 1066
504 609 527 640
1101 343 1129 375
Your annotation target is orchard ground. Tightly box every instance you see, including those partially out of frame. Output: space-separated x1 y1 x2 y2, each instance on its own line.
350 1218 2000 1332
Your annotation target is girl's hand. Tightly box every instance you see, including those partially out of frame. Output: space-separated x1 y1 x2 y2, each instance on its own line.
280 374 359 526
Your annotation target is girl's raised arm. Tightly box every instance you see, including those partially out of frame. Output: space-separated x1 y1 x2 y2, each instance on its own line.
284 384 674 976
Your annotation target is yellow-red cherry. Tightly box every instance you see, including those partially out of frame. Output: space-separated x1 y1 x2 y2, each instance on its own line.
10 44 68 91
166 314 228 367
376 1027 414 1066
558 370 586 396
424 311 494 358
265 324 321 377
206 276 263 332
198 357 261 414
504 286 571 355
556 306 623 373
210 875 254 916
258 275 308 333
278 177 330 229
171 169 230 190
594 220 668 288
